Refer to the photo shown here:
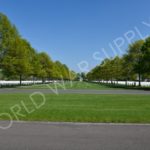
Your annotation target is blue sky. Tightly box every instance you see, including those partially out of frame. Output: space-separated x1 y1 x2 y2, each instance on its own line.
0 0 150 72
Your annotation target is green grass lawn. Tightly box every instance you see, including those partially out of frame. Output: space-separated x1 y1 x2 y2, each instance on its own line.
0 94 150 123
19 81 117 90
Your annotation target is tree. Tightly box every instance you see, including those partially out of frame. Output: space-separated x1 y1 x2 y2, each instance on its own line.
37 52 53 83
121 54 136 85
69 71 76 81
141 37 150 74
62 64 70 80
81 72 86 81
2 38 32 85
100 58 114 82
54 61 70 80
111 56 124 82
0 13 19 67
127 40 144 86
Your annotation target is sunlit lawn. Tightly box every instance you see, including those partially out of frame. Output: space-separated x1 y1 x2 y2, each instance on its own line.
0 94 150 123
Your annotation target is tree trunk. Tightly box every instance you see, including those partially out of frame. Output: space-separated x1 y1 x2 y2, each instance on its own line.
19 75 22 86
138 60 142 87
33 76 35 84
42 78 45 84
111 78 113 84
138 72 141 87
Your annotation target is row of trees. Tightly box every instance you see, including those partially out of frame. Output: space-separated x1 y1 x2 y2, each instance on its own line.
0 13 76 85
87 39 150 86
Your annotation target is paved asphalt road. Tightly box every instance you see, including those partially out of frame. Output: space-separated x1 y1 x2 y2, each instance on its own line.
0 121 150 150
0 88 150 94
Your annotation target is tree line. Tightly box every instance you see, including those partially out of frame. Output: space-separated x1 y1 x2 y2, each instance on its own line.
87 38 150 86
0 13 76 85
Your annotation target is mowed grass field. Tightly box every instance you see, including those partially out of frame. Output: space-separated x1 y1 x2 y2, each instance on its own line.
0 94 150 123
19 81 117 90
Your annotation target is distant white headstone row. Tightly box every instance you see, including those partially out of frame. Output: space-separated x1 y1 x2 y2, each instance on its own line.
93 81 150 87
0 80 57 86
0 80 42 85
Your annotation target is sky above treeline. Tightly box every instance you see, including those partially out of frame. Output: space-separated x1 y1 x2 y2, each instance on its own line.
0 0 150 72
